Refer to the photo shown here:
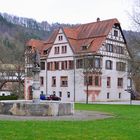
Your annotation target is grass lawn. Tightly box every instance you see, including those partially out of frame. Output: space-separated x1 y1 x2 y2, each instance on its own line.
0 103 140 140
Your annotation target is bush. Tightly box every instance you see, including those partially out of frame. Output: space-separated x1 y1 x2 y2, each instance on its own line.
0 94 18 100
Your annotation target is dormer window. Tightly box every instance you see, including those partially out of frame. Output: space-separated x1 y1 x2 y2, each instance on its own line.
81 46 88 50
114 30 118 37
58 35 63 41
43 49 48 55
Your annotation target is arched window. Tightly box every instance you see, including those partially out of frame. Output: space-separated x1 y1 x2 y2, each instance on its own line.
106 60 113 69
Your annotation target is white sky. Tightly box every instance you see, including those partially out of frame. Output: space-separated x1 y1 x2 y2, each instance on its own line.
0 0 135 30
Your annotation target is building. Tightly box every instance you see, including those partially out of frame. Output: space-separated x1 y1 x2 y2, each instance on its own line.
25 18 132 102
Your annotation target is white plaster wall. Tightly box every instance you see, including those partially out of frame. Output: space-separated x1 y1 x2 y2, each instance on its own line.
98 56 130 101
47 28 75 102
48 29 73 59
48 43 73 58
75 69 86 102
74 55 130 102
39 61 47 95
47 57 74 102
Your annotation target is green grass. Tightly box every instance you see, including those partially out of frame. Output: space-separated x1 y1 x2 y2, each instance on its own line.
0 104 140 140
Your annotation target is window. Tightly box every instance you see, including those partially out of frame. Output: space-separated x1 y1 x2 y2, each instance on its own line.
52 76 56 87
68 60 74 69
40 77 44 86
47 62 53 70
88 76 93 85
118 78 123 87
84 76 93 85
67 92 70 98
95 58 101 68
43 49 48 55
40 62 45 70
116 62 126 71
54 47 59 54
47 62 50 70
58 35 63 41
116 46 124 54
114 30 118 37
106 60 113 69
62 45 67 53
81 46 88 50
95 76 100 86
59 91 62 97
107 92 110 99
106 43 113 52
76 59 83 68
84 57 93 68
107 77 111 87
61 61 67 70
119 93 121 99
54 62 59 70
61 76 68 87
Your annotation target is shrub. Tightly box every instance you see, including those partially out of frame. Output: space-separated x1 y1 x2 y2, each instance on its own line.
0 94 18 100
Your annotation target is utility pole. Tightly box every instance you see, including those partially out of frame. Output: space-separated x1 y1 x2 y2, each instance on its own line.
83 55 94 104
86 73 89 104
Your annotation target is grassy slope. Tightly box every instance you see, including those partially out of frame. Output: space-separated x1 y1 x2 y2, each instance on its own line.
0 104 140 140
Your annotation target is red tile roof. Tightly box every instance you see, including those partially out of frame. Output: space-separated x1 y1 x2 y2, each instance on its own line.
26 39 44 50
26 18 121 55
63 18 120 53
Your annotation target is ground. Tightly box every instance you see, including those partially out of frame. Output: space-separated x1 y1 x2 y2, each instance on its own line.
0 103 140 140
0 110 112 121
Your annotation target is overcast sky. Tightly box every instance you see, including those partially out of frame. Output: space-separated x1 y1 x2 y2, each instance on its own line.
0 0 135 30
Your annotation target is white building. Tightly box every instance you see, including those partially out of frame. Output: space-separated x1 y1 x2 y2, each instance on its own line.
25 18 132 102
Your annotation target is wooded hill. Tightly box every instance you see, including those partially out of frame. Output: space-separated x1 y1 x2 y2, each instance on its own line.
0 13 140 96
0 13 139 63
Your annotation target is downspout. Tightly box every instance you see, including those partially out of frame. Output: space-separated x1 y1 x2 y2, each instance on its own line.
74 56 76 102
46 59 48 95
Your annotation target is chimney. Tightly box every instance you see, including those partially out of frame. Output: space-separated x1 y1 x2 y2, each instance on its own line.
97 17 100 22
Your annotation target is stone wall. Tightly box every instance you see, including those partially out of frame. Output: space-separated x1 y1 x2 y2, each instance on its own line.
0 100 74 116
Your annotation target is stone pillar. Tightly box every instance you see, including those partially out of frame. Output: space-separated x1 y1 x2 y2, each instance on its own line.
32 67 40 103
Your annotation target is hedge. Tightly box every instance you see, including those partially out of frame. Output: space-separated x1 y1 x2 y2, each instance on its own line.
0 95 18 100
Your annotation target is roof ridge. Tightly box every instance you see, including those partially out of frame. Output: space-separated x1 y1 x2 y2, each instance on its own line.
63 18 119 30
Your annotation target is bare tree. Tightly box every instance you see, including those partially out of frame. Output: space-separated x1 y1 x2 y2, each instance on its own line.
127 0 140 98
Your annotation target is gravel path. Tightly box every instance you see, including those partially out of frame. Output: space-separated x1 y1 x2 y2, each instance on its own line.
0 110 113 121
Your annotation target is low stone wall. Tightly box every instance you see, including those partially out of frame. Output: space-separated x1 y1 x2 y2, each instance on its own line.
0 100 74 116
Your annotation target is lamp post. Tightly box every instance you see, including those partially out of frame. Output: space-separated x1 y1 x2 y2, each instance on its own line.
83 55 93 104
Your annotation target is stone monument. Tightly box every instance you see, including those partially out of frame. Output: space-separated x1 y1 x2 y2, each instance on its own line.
0 46 74 116
31 47 41 103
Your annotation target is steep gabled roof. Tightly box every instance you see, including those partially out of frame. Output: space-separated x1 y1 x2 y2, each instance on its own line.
26 18 123 55
75 18 119 39
26 39 45 51
63 18 121 53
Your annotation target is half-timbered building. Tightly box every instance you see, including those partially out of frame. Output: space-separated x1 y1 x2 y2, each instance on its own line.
25 18 132 102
